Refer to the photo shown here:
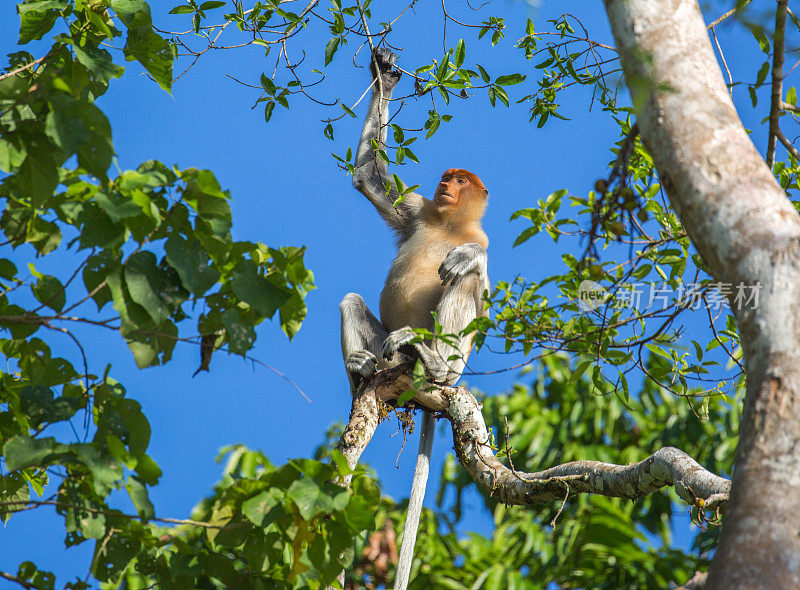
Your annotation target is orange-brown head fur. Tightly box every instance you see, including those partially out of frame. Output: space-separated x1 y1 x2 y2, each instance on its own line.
431 168 488 224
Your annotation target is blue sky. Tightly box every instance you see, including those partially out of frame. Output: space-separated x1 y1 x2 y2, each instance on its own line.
0 0 777 583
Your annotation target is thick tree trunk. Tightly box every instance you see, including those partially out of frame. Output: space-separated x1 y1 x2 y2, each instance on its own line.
604 1 800 587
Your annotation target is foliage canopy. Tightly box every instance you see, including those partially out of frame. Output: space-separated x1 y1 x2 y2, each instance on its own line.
1 0 794 588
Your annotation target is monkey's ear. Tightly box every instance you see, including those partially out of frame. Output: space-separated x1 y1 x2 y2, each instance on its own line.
482 188 489 198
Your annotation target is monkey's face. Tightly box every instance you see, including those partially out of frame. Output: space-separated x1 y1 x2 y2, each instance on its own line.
434 169 488 219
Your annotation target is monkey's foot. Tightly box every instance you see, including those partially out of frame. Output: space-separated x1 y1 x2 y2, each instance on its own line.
382 326 416 360
438 243 486 286
345 350 378 380
371 47 402 92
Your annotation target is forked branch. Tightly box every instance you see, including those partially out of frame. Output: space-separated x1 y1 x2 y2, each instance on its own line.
336 367 730 509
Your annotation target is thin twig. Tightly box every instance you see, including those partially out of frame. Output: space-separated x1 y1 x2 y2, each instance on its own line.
711 28 733 97
0 53 49 82
780 100 800 114
707 0 752 30
775 126 800 160
550 481 570 530
0 571 36 589
0 499 225 529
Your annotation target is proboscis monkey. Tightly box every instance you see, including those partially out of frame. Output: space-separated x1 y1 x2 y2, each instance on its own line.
339 48 490 590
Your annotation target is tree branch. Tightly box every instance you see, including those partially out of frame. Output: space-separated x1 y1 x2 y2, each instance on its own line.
706 0 752 30
336 367 730 510
766 0 788 168
676 571 708 590
0 53 48 82
0 571 37 589
0 499 224 529
775 126 800 161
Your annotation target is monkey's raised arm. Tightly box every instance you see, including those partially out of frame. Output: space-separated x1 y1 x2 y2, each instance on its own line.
353 49 424 232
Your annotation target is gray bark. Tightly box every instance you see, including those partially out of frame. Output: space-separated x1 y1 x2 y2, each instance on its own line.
337 365 729 509
604 0 800 587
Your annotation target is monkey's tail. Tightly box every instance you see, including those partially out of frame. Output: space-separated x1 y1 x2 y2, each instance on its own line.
393 411 435 590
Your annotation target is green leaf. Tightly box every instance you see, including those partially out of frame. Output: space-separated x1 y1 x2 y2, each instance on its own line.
242 490 280 526
45 94 113 179
134 454 162 484
20 385 82 430
18 2 67 44
787 86 797 106
287 477 325 520
748 24 770 54
436 55 448 81
0 258 17 280
107 269 178 368
324 37 340 66
115 399 151 455
222 308 256 354
124 252 171 324
83 250 119 310
278 291 306 339
125 476 155 520
264 100 275 123
3 435 59 472
494 86 509 107
111 0 174 91
453 39 466 68
16 152 58 208
260 73 277 94
92 193 141 227
31 274 65 312
495 73 526 86
75 205 122 249
645 344 672 361
755 61 769 88
169 4 195 14
14 562 55 590
231 261 291 319
0 473 30 523
0 303 40 339
74 44 125 86
124 322 178 368
404 148 419 163
397 389 416 405
0 136 27 173
164 235 219 296
632 264 652 279
513 226 538 247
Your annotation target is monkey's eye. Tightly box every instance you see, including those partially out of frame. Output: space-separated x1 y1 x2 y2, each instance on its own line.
457 178 466 184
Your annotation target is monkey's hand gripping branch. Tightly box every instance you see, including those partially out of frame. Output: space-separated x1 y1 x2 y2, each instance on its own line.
335 366 731 510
